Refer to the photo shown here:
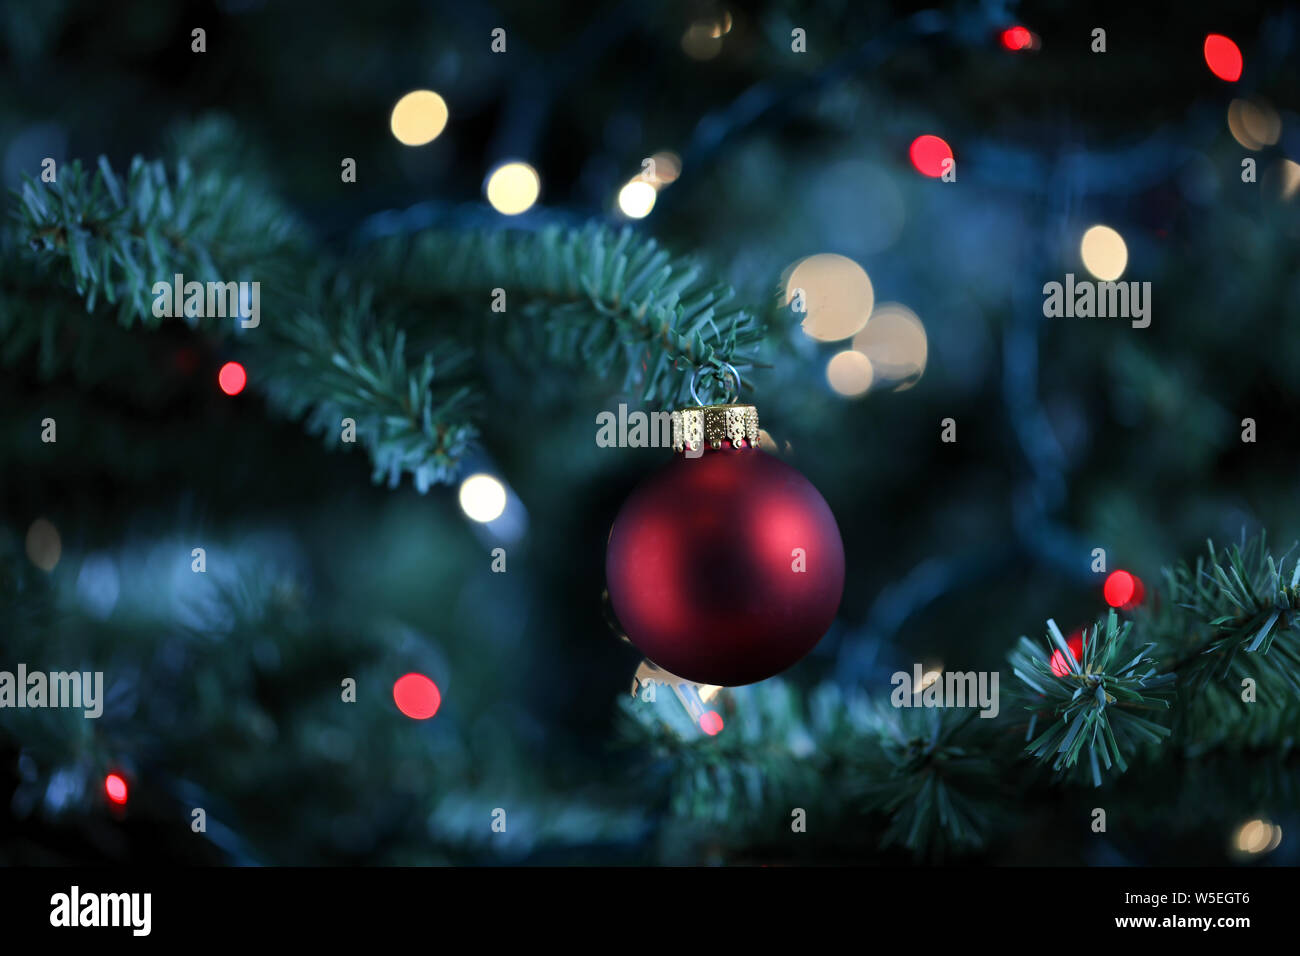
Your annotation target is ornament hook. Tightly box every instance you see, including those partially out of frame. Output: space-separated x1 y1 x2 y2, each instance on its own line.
689 362 742 406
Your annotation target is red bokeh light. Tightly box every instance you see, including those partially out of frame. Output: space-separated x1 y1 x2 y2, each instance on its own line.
1103 570 1145 609
1129 573 1146 607
1203 34 1242 82
105 773 128 805
1050 631 1084 677
1001 26 1032 51
909 135 953 178
393 673 442 720
700 711 724 736
218 361 247 396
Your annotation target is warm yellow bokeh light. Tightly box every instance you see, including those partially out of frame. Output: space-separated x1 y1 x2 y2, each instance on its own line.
1234 819 1283 854
485 162 541 215
459 474 508 523
390 90 449 146
785 253 875 342
1279 159 1300 201
25 518 61 572
681 22 723 60
1227 99 1281 151
852 303 928 391
1080 225 1128 281
646 151 681 185
618 180 657 218
826 350 874 397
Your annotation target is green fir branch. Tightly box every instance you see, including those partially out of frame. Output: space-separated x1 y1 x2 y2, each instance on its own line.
618 679 1004 860
11 156 303 326
257 275 477 491
1010 610 1175 786
365 224 767 406
856 705 1000 859
1157 536 1300 697
7 153 768 490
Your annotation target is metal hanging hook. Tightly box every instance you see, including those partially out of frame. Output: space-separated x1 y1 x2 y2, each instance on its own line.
689 363 742 406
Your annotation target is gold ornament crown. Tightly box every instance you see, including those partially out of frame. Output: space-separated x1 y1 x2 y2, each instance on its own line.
671 403 759 453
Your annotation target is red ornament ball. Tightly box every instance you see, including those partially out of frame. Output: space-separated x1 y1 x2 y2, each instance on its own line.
606 445 844 686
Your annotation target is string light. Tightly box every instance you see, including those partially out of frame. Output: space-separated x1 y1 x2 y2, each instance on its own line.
645 151 681 185
1227 99 1281 150
1050 630 1084 677
826 350 874 397
1080 225 1128 281
1234 818 1282 854
218 361 247 396
681 21 724 60
785 253 874 342
105 773 129 806
485 161 540 215
1104 570 1144 609
390 90 449 146
1001 26 1032 51
25 518 61 572
909 135 953 178
458 473 508 523
617 179 656 218
1280 159 1300 201
1203 34 1243 82
851 303 928 391
392 673 442 720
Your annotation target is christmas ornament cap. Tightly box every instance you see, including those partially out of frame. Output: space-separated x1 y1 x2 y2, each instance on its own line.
671 403 760 453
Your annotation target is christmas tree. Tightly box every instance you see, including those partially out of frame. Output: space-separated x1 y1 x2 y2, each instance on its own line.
2 0 1298 867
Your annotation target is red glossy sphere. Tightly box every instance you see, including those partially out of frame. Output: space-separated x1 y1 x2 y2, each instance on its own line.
606 445 844 686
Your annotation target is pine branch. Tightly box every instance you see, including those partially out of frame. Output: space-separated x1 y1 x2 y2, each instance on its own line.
7 153 769 490
11 156 303 326
617 679 825 832
1177 683 1300 758
0 525 649 864
364 224 766 406
1156 535 1300 698
258 274 477 492
1009 611 1175 786
618 679 1005 859
856 704 1001 859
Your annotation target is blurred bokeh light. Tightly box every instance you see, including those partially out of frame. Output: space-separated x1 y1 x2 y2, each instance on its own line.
1080 225 1128 281
785 253 874 342
851 302 928 391
485 161 540 215
390 90 449 146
